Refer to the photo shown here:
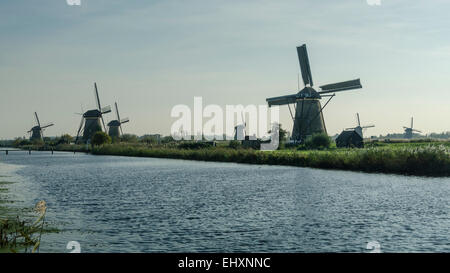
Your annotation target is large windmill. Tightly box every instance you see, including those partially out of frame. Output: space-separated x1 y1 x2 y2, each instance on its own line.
28 112 54 141
75 83 111 143
346 113 375 138
107 102 130 138
403 117 421 139
266 44 362 142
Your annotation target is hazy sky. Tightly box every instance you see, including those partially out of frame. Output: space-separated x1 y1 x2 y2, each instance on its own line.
1 0 450 139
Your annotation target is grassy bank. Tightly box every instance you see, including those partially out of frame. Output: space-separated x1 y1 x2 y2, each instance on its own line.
0 179 56 253
92 143 450 177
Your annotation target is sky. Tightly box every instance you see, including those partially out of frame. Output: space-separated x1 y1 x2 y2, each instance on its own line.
1 0 450 139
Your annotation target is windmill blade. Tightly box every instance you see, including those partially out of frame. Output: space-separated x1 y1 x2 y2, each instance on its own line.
362 125 375 129
120 117 130 124
413 129 422 133
101 105 112 114
318 79 362 94
356 113 361 127
75 116 84 143
119 125 124 137
266 93 297 107
403 126 410 129
297 44 314 87
34 112 41 127
345 127 357 130
114 102 121 121
94 82 102 111
101 116 107 132
41 123 54 129
411 117 413 129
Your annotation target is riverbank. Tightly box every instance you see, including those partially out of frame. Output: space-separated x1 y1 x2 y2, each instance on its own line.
0 175 56 253
9 141 450 177
91 143 450 177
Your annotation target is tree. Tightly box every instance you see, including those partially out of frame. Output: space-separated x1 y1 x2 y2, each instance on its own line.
305 133 331 150
58 134 73 144
121 134 139 143
91 131 111 146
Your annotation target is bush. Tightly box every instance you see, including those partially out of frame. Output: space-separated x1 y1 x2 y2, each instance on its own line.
305 133 331 150
178 142 214 149
91 131 111 146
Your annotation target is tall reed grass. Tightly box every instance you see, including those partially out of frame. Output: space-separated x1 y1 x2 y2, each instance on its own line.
92 144 450 177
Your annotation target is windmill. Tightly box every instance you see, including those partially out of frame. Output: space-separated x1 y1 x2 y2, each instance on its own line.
75 83 111 143
403 117 421 139
266 44 362 142
345 113 375 138
233 112 246 141
107 102 130 138
28 112 54 141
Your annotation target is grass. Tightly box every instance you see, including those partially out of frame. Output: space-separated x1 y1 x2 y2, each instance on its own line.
13 139 450 177
91 142 450 177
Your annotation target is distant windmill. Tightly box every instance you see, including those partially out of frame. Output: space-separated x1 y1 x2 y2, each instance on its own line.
107 102 130 138
28 112 54 141
266 44 362 142
345 113 375 138
403 117 421 139
233 112 246 141
75 83 111 143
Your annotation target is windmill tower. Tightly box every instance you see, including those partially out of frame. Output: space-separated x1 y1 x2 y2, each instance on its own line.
28 112 54 141
75 83 111 143
346 113 375 138
403 117 421 139
266 44 362 142
107 102 130 138
233 112 246 140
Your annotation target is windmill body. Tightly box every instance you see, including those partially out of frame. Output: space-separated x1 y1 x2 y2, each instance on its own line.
107 102 130 138
233 111 247 141
28 112 54 141
403 117 421 139
266 44 362 142
30 126 43 140
233 124 246 140
75 83 111 143
81 109 104 142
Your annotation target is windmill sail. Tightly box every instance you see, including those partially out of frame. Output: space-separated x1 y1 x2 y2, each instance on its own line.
319 79 362 94
120 118 130 124
41 123 54 129
94 83 101 111
297 45 313 87
35 112 41 127
101 105 112 114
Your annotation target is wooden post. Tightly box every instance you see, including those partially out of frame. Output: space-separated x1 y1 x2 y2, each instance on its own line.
6 150 8 155
29 149 31 155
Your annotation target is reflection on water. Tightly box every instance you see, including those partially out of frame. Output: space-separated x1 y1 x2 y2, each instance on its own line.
0 151 449 253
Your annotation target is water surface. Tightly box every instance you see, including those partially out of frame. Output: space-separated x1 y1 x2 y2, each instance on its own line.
0 151 448 252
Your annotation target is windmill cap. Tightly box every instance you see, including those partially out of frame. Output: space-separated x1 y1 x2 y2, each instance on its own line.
83 109 102 118
297 86 321 99
107 120 121 126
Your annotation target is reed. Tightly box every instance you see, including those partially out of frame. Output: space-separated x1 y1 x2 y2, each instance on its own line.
92 144 450 177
